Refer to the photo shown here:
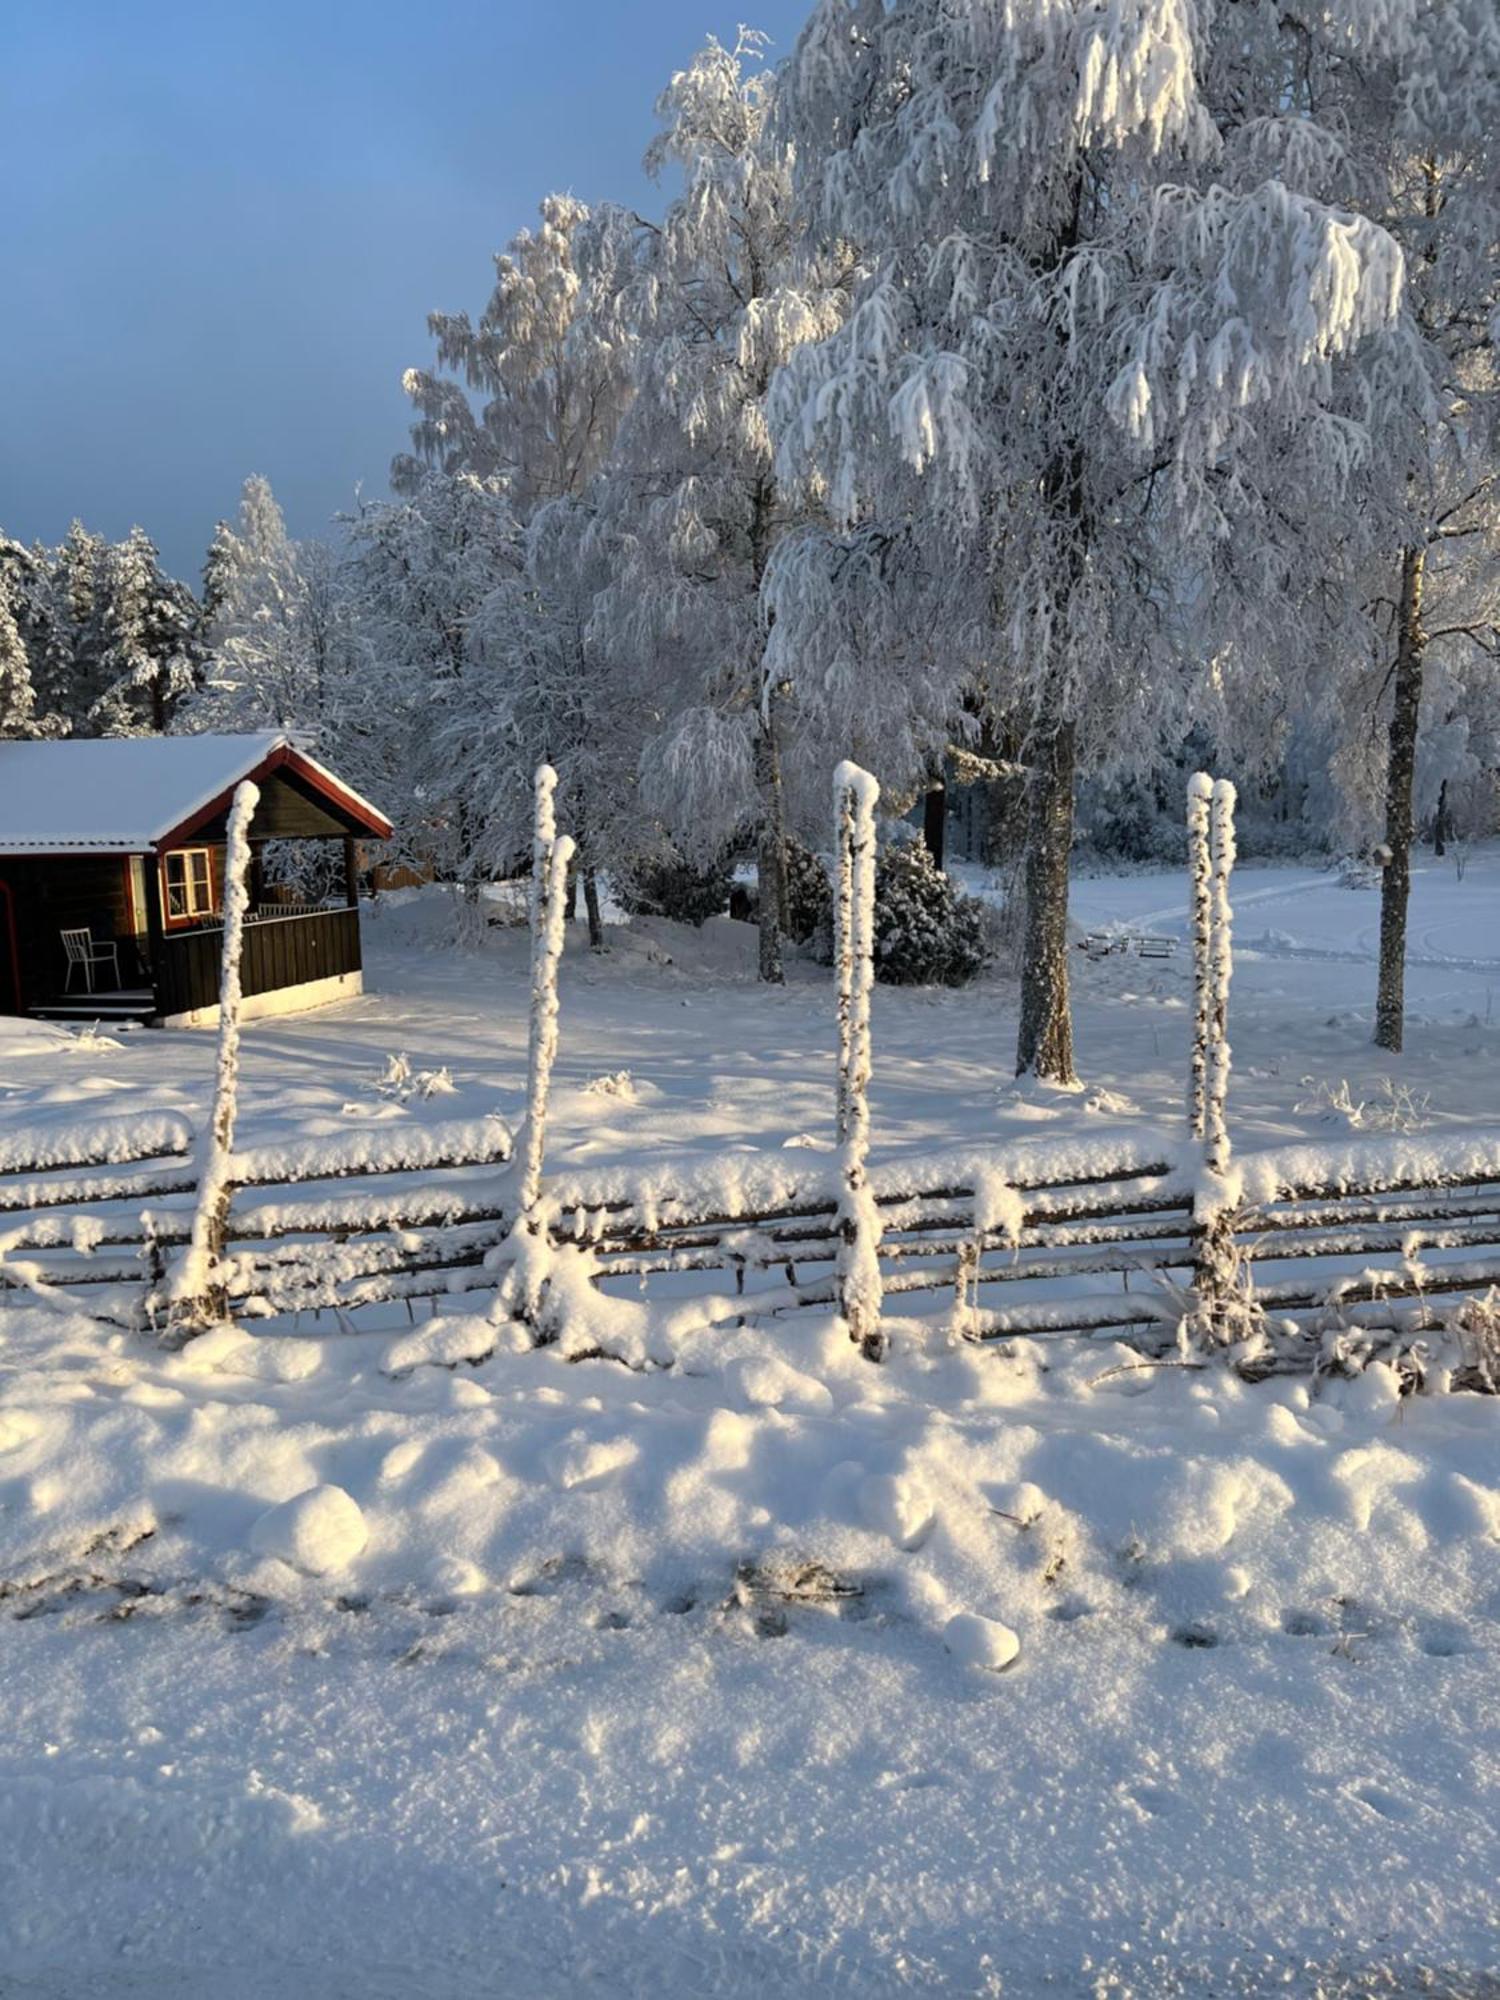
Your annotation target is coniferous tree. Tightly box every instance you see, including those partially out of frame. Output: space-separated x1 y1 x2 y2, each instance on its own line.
91 526 199 735
188 476 332 731
0 571 38 738
49 520 111 730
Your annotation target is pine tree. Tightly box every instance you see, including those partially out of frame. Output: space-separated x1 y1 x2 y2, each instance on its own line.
199 519 237 647
49 519 111 730
189 476 329 730
91 526 199 735
0 571 37 738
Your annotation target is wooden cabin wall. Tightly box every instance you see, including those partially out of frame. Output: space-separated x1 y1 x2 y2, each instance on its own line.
183 770 353 845
2 857 136 1006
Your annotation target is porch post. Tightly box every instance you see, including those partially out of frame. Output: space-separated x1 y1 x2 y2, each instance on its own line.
343 836 359 910
143 848 166 1021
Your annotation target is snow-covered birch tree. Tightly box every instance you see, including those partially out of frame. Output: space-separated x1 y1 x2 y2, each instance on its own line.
399 195 644 932
398 193 639 508
1352 47 1500 1053
599 31 851 982
339 470 518 887
772 0 1409 1077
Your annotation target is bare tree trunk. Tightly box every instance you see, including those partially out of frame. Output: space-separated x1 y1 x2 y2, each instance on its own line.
583 865 604 952
1374 545 1426 1054
1433 777 1449 858
1016 721 1077 1082
922 782 946 871
754 707 786 986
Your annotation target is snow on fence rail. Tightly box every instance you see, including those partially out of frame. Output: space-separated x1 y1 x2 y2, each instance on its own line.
1 767 1499 1380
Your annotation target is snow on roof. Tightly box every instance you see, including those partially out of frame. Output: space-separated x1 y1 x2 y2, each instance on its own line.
0 734 391 854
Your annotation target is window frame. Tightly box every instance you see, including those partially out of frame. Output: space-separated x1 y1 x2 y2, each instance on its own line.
160 846 216 925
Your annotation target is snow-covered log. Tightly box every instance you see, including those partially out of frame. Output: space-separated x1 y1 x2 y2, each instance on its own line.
833 761 884 1358
0 1111 195 1181
164 780 258 1335
231 1116 512 1191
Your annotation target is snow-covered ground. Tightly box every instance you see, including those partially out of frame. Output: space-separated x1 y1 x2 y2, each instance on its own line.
2 850 1498 1997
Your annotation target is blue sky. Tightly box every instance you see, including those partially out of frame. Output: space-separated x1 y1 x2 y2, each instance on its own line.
0 0 811 581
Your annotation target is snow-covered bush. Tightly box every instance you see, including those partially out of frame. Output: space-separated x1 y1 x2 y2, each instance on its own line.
813 834 990 984
614 845 733 927
783 838 832 946
870 842 989 987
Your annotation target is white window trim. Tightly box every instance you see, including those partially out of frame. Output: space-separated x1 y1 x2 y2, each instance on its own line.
162 846 215 921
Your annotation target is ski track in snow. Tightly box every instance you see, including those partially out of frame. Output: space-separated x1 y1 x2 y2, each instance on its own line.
0 856 1498 1997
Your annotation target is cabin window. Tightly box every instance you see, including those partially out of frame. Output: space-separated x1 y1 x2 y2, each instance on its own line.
162 847 214 920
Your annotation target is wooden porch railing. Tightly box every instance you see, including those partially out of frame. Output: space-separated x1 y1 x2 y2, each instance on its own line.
154 905 361 1018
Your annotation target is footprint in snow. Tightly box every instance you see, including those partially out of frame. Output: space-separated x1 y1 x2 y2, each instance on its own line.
1169 1622 1220 1649
545 1435 640 1490
1417 1620 1475 1658
1349 1782 1418 1823
1127 1783 1177 1818
1281 1606 1333 1638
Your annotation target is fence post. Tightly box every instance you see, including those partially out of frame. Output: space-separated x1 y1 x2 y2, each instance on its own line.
509 764 575 1327
1187 772 1213 1139
167 779 258 1337
1192 777 1239 1339
834 779 855 1145
833 761 885 1359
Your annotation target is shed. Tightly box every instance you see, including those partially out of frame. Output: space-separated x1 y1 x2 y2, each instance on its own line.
0 733 392 1026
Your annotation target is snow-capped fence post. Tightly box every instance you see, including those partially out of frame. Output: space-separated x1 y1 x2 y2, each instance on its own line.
166 779 258 1338
1187 772 1213 1139
504 763 575 1330
833 761 885 1359
1191 778 1242 1342
1205 778 1236 1176
834 779 855 1145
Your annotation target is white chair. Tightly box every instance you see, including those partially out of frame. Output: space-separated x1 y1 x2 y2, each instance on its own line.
60 928 121 994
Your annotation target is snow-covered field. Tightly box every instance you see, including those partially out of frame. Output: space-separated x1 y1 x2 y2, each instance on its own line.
2 851 1499 1997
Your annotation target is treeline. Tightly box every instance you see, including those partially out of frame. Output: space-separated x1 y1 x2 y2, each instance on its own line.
0 524 204 739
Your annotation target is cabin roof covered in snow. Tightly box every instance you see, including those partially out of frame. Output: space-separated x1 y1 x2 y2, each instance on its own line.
0 733 393 854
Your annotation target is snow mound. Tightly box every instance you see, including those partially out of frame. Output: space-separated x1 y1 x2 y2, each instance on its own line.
249 1485 369 1576
943 1610 1021 1672
725 1354 834 1412
858 1470 937 1549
